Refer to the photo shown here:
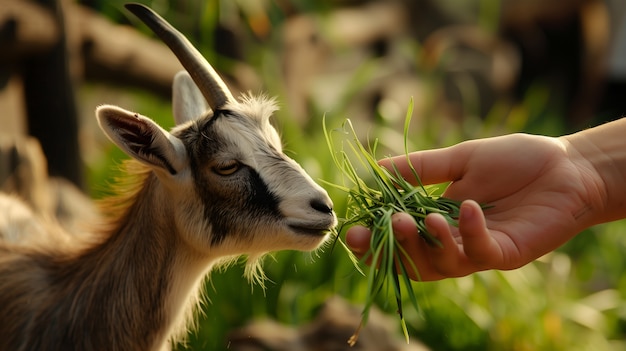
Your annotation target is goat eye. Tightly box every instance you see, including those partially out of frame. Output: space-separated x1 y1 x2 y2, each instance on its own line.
214 161 240 176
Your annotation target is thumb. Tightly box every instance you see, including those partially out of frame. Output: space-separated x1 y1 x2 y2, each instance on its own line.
378 143 471 186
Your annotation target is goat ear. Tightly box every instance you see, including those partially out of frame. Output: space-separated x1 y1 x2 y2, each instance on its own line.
96 105 187 175
173 71 210 125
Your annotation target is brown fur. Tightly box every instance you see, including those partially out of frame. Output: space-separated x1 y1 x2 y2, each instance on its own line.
0 161 212 351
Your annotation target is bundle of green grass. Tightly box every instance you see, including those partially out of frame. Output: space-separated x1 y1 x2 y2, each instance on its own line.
324 100 468 346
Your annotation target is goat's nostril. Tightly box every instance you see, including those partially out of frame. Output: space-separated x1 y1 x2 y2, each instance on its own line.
310 198 333 214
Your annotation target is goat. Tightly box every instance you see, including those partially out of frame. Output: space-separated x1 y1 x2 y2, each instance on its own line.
0 4 336 351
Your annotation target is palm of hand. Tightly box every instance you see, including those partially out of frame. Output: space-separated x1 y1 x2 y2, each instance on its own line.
439 134 593 271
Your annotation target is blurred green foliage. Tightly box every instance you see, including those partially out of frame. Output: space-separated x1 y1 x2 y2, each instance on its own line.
80 1 626 350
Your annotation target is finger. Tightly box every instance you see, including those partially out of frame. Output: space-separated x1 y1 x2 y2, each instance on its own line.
390 212 419 241
378 143 472 186
390 213 427 280
422 213 464 277
458 200 501 267
345 225 372 256
392 212 469 281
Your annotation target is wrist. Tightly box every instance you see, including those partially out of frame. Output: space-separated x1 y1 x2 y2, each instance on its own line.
562 118 626 227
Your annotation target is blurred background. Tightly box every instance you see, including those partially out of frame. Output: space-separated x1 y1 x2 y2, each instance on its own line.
2 0 626 350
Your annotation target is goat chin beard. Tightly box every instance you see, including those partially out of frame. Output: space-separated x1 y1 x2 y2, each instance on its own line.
242 236 330 289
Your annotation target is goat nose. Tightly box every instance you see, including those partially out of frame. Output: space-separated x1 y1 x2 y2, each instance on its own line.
310 197 334 214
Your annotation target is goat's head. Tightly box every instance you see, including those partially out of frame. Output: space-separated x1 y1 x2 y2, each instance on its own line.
95 4 336 259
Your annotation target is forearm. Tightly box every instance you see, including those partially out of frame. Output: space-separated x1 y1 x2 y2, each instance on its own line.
562 118 626 227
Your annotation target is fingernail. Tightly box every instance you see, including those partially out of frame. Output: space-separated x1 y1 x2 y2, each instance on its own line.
460 201 474 221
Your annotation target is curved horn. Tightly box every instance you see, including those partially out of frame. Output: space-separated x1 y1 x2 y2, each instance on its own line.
125 3 234 110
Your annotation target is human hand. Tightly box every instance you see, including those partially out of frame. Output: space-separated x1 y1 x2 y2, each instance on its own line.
346 133 606 281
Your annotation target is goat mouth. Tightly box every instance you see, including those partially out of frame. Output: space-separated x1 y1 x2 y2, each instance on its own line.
288 225 331 237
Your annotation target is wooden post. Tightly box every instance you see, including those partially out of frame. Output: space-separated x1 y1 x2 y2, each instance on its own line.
21 0 84 189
